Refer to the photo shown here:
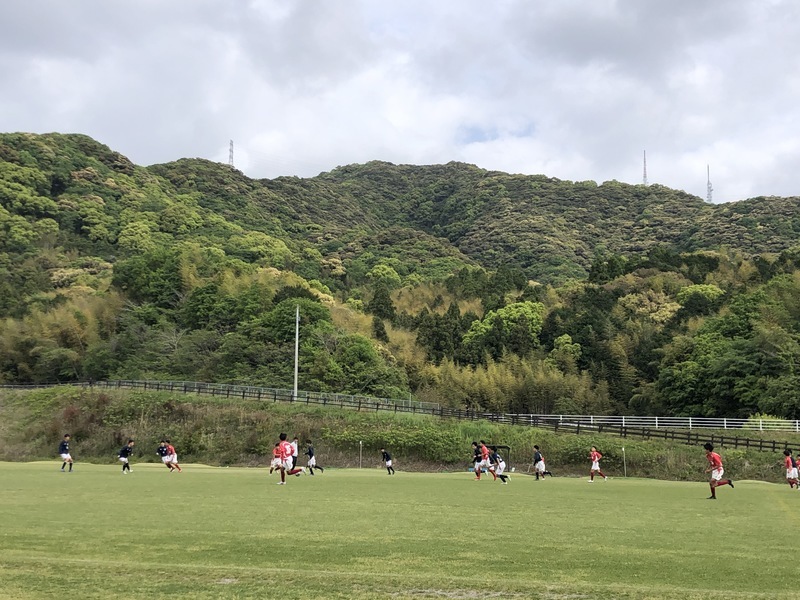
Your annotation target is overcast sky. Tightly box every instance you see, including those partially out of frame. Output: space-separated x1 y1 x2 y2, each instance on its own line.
1 0 798 202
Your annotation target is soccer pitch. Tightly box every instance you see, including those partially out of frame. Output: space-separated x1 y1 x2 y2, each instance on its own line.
1 462 797 600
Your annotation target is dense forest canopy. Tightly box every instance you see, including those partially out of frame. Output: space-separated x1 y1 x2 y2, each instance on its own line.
2 132 800 418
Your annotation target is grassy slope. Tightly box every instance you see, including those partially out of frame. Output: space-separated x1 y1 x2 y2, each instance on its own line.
0 462 798 599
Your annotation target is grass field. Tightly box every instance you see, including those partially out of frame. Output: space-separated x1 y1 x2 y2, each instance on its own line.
1 462 798 600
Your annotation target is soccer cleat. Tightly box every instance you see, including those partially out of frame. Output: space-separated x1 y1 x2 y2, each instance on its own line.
277 481 285 485
728 480 734 488
604 476 608 481
707 496 716 499
60 469 65 472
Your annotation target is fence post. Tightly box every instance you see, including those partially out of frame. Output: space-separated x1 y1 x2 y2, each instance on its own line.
724 418 727 429
655 416 658 429
689 417 692 429
760 419 763 432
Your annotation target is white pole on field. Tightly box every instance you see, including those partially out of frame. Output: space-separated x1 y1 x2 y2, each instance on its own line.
359 440 363 469
293 304 299 401
622 446 627 478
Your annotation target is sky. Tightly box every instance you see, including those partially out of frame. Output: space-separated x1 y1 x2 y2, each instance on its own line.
1 0 798 203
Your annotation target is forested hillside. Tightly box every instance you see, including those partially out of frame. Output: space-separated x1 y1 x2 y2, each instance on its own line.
2 132 800 419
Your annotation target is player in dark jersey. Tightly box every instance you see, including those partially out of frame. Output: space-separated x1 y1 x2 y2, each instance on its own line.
304 441 324 475
471 442 483 480
380 448 395 474
58 434 73 472
157 440 173 471
489 446 510 484
533 445 552 479
118 439 135 474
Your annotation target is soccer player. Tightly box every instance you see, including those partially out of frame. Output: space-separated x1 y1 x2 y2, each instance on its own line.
291 436 300 470
165 439 182 472
276 433 303 485
157 440 173 471
704 442 734 499
783 449 798 489
479 440 494 480
380 448 395 474
58 434 74 472
471 442 483 480
489 446 510 484
533 445 552 480
588 446 607 482
269 443 282 475
304 440 324 475
118 439 135 474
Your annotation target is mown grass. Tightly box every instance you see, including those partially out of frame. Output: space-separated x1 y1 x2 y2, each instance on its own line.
1 462 799 599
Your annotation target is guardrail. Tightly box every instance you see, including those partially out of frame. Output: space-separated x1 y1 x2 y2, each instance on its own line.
0 379 441 411
504 414 800 432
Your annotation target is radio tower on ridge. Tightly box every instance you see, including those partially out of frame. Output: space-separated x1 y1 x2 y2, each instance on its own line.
706 165 713 203
228 140 234 169
643 150 648 186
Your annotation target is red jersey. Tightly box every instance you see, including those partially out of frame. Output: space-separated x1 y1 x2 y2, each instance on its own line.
590 451 602 462
278 440 293 460
480 444 490 460
272 446 281 459
166 444 176 456
785 456 795 469
707 452 723 469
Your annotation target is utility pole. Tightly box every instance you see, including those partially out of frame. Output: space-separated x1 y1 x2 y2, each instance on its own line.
228 140 234 169
293 304 299 401
643 150 648 186
706 165 713 203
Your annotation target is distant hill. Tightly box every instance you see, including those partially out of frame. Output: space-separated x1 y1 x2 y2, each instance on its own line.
3 132 800 421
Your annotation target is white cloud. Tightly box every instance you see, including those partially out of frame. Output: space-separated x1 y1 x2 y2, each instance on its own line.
0 0 798 201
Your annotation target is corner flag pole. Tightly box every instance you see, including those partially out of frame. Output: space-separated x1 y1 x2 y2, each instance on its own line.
293 304 299 401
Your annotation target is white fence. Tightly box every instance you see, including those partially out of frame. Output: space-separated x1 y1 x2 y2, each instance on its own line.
508 414 800 432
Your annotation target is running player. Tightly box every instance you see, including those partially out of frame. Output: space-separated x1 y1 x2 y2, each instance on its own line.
58 434 74 472
783 449 798 489
704 442 734 499
269 443 282 475
165 439 182 472
588 446 607 482
380 448 395 474
291 436 300 470
276 433 303 485
157 440 173 471
118 439 135 474
479 440 494 480
489 446 510 484
533 445 552 480
471 442 482 479
305 440 324 475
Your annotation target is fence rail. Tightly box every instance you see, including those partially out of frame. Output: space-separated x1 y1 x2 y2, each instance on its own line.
504 413 800 432
3 380 799 452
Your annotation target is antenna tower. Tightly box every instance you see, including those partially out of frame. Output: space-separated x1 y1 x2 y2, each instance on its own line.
643 150 648 186
228 140 234 168
706 165 713 203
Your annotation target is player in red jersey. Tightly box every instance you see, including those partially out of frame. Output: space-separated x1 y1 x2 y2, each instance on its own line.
269 443 282 475
704 442 734 499
479 440 496 481
588 446 607 482
165 439 182 472
783 449 798 489
276 433 304 485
